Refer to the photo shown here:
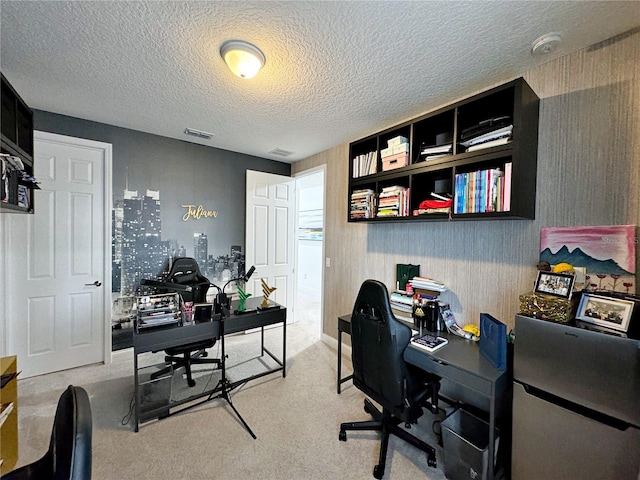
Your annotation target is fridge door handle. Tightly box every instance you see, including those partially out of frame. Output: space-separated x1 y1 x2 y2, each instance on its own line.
520 383 634 431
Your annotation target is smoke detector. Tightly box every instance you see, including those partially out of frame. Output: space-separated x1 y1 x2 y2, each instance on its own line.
531 33 562 55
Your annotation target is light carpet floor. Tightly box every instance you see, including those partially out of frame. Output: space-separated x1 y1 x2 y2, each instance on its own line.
13 320 448 480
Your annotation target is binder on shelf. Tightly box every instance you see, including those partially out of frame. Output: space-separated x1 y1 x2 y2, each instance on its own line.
0 402 14 427
479 313 507 371
0 371 19 389
466 136 511 152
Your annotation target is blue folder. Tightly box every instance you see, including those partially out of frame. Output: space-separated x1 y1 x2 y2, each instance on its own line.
479 313 507 371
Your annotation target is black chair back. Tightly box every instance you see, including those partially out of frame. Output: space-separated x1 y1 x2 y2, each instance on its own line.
164 257 210 303
350 279 422 422
52 386 92 480
1 385 92 480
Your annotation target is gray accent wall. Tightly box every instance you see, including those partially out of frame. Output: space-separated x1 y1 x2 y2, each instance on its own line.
34 111 290 261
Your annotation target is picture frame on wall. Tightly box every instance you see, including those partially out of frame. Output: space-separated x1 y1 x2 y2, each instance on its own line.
576 293 635 332
534 271 575 299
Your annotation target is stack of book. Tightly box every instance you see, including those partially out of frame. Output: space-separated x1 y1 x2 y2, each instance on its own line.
460 116 513 152
377 185 409 217
390 291 414 323
419 142 452 161
409 276 448 293
350 188 376 219
352 151 378 178
454 163 512 214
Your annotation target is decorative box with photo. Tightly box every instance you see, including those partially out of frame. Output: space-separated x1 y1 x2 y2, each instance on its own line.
519 292 578 324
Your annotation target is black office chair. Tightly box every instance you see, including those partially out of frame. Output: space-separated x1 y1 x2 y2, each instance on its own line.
144 257 220 387
1 385 92 480
339 279 440 479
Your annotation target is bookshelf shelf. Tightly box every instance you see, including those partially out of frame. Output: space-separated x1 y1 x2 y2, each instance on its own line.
348 77 539 222
2 72 35 214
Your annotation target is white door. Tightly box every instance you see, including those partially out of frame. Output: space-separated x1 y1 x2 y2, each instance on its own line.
5 132 111 378
245 170 295 321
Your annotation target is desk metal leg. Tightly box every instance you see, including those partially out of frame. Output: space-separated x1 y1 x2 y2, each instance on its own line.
336 328 353 394
133 353 140 432
282 320 287 378
488 395 496 480
337 330 343 394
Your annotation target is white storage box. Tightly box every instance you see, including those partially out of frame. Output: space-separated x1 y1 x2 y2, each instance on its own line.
387 135 408 147
391 142 409 155
382 152 409 171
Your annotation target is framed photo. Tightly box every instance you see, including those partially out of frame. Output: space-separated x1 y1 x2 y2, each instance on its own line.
576 293 635 332
534 271 575 299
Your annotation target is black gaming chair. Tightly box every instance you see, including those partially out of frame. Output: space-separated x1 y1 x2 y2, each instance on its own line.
1 385 92 480
339 279 440 479
144 257 220 387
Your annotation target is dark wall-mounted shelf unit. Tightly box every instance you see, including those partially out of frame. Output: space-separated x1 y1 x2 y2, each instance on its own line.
348 77 539 223
2 72 36 214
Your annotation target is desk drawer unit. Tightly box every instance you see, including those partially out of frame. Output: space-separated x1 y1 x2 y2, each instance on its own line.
405 346 493 396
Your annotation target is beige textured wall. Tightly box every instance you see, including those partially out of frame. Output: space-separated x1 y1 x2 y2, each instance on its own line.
292 31 640 340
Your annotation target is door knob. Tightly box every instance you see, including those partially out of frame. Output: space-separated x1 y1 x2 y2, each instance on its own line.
85 281 102 287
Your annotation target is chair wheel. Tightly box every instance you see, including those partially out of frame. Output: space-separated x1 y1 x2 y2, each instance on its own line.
373 464 384 479
339 430 346 442
201 351 208 357
364 402 372 414
187 379 196 387
427 452 437 468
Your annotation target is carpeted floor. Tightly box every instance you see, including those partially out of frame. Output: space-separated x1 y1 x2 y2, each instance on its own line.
13 315 450 480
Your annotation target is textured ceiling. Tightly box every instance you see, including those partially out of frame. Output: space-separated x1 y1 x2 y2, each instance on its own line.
1 1 639 163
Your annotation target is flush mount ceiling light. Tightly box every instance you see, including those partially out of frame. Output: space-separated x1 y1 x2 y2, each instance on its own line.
531 33 562 55
220 40 266 79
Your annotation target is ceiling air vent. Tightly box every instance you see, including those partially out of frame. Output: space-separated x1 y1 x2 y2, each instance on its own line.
269 148 294 157
184 127 214 139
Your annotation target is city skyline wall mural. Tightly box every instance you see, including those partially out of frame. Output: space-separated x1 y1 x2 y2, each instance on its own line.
33 110 291 337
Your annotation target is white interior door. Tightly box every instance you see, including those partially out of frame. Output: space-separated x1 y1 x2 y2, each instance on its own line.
245 170 295 320
5 132 111 378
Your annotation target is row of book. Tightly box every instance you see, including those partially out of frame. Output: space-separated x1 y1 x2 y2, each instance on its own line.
353 123 512 179
453 163 512 214
352 151 377 178
350 188 376 219
377 185 410 217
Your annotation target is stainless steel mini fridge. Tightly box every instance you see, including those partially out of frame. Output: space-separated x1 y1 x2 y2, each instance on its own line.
512 314 640 480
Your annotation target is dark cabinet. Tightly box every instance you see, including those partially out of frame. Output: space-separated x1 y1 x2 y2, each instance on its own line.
1 73 36 214
348 77 539 222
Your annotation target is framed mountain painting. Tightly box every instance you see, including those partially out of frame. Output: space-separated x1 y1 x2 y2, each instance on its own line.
540 225 636 294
